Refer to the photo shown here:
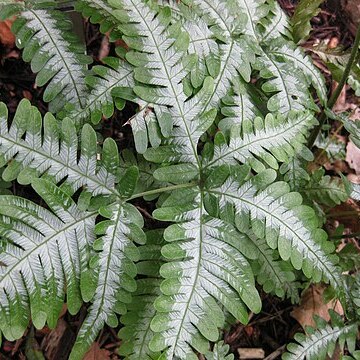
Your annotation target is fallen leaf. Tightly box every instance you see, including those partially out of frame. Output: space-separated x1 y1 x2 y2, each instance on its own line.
291 285 343 329
0 19 15 47
41 319 75 360
346 141 360 174
238 348 265 359
83 342 111 360
99 35 110 61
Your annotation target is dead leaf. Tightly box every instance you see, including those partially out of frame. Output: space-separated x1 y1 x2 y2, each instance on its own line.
41 319 75 360
238 348 265 359
99 35 110 61
346 141 360 174
0 19 15 47
83 342 111 360
291 285 343 329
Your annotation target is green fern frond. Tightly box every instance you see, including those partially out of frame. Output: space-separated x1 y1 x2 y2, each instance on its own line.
283 310 358 360
74 0 121 39
208 170 343 292
267 40 327 105
0 179 96 341
118 229 164 360
254 53 318 114
350 182 360 201
218 76 264 132
150 188 261 359
206 341 234 360
315 133 346 161
291 0 325 43
119 150 164 200
249 234 300 303
303 170 348 208
207 111 317 172
343 118 360 149
70 201 146 359
189 0 258 109
5 4 91 113
349 273 360 317
259 0 292 42
311 43 360 97
68 56 135 125
232 0 268 38
0 100 119 197
109 0 215 159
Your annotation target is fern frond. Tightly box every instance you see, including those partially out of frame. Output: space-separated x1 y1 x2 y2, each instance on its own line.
248 234 300 303
118 229 164 360
206 341 234 360
218 76 263 132
254 53 318 114
109 0 215 162
311 43 360 97
0 100 119 196
189 0 259 110
208 170 343 292
0 179 96 341
70 201 146 359
304 171 348 208
350 182 360 201
283 311 358 360
150 188 261 359
233 0 268 38
8 4 91 112
119 150 164 199
350 274 360 317
259 0 291 42
267 40 327 105
74 0 121 38
343 118 360 149
315 133 346 161
67 57 135 125
207 111 317 172
291 0 325 43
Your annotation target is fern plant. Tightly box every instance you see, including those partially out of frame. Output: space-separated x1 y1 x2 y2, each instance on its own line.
0 0 359 359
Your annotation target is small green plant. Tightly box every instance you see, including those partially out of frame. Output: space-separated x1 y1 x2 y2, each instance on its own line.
0 0 359 359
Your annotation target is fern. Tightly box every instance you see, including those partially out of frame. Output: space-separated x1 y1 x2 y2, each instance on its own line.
283 310 359 360
248 233 300 302
0 100 118 196
68 56 135 125
0 1 358 359
118 229 164 360
0 179 96 340
75 0 121 39
311 43 360 97
291 0 325 43
1 2 91 113
205 341 234 360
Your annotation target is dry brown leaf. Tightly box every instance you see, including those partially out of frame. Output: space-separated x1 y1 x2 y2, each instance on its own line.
346 141 360 174
291 285 343 329
83 342 111 360
0 19 15 47
99 35 110 61
238 348 265 359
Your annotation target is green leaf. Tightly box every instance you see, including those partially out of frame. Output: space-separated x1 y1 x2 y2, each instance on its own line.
0 180 96 339
70 202 145 360
291 0 325 43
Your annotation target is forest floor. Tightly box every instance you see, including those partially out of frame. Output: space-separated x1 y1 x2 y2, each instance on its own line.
0 0 359 359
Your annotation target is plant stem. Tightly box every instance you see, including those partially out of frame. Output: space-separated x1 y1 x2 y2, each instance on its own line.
307 23 360 148
326 210 360 218
330 232 360 239
127 182 198 201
